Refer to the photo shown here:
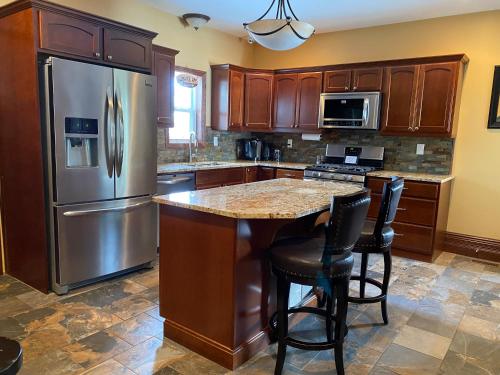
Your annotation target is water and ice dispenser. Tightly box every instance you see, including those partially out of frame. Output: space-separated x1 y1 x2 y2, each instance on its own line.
64 117 98 168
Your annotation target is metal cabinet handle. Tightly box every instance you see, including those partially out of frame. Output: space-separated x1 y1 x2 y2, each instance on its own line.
344 86 349 90
94 52 101 58
353 86 358 90
397 207 407 211
394 233 404 237
107 55 113 60
64 201 152 217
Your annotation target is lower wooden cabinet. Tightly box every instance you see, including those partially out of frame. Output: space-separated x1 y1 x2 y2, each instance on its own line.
366 177 452 261
257 167 276 181
245 167 258 183
196 168 245 190
275 168 304 179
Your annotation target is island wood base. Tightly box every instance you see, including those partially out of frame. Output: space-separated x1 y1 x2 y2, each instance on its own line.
159 205 322 369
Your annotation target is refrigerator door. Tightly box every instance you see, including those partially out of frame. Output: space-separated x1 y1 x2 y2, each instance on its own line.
113 69 157 198
54 196 156 286
51 58 115 204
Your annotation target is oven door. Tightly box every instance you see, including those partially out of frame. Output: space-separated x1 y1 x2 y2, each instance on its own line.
319 92 381 130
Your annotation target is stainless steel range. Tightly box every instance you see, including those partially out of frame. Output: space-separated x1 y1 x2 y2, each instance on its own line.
304 144 384 185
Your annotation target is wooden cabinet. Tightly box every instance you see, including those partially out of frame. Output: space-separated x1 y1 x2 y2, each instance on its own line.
196 168 246 190
352 67 383 91
245 73 274 130
245 167 258 183
211 66 246 131
153 45 178 128
323 70 351 92
103 28 151 69
381 65 420 134
366 177 452 261
273 72 321 131
257 167 276 181
296 72 322 130
275 168 304 179
273 74 298 129
36 7 156 71
382 62 461 137
324 68 383 92
38 10 102 60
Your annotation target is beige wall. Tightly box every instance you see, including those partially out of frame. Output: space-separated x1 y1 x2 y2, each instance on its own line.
253 10 500 240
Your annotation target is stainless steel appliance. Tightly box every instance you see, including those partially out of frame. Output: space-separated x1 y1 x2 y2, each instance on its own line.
41 57 157 294
236 139 264 161
304 144 384 186
318 92 381 130
156 173 196 247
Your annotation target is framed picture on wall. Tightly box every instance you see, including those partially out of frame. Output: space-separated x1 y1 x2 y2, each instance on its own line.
488 66 500 129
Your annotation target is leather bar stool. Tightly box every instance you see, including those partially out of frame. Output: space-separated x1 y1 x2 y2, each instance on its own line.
269 190 371 375
348 177 404 324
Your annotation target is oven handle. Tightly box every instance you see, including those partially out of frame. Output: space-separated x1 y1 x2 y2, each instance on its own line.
63 201 152 217
362 99 369 125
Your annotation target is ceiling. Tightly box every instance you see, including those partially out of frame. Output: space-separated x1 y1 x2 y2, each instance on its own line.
141 0 500 36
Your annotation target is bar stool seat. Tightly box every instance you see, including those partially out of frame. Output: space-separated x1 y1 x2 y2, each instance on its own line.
356 220 394 253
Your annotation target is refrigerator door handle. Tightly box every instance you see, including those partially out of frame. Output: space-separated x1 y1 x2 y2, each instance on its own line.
115 92 125 177
105 88 115 178
63 200 152 217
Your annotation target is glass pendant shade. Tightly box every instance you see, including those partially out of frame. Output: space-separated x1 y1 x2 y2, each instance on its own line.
243 0 315 51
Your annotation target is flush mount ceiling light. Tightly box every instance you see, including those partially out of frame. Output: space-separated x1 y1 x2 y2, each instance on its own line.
243 0 315 51
182 13 210 30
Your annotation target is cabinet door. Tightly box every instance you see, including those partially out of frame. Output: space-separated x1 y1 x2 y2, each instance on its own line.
381 65 419 135
352 67 383 91
38 10 102 60
273 73 298 129
257 167 276 181
103 28 152 70
229 70 245 129
275 169 304 179
296 72 322 130
153 48 175 128
414 62 458 136
323 70 351 92
245 167 258 183
244 73 273 130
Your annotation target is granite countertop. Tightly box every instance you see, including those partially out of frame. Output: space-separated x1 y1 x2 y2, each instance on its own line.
367 170 454 184
157 161 309 174
153 178 363 219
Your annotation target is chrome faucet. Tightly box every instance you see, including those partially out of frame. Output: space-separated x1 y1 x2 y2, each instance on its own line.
188 131 198 163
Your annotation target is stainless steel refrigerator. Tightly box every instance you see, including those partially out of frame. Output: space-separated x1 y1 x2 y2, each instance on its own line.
41 57 157 294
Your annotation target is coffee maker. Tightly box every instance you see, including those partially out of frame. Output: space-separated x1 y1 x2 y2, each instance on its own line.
237 139 264 160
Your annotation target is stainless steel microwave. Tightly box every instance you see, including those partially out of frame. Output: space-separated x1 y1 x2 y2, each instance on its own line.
318 92 381 130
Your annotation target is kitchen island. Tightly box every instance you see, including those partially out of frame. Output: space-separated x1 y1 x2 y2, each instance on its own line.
153 178 362 369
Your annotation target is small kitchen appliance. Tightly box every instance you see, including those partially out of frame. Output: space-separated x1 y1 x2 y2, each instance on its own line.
236 139 264 161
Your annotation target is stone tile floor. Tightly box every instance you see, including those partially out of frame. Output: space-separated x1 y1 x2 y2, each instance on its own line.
0 251 499 374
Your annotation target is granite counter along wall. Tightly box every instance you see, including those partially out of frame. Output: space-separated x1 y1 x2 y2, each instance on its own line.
157 128 454 174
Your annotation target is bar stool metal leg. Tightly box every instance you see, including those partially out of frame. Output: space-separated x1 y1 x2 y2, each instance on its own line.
381 250 392 324
359 253 368 298
334 278 349 375
275 276 290 375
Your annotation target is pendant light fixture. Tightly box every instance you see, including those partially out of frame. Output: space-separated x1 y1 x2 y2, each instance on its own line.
243 0 315 51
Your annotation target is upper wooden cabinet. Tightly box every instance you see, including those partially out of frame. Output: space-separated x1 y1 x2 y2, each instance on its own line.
153 45 178 128
33 3 157 71
244 73 274 130
38 10 102 60
273 72 321 131
273 73 298 129
381 60 463 137
324 68 383 92
323 69 351 92
295 72 322 130
103 29 152 69
211 66 246 131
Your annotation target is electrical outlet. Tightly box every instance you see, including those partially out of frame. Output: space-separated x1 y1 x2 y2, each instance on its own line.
287 139 293 149
416 144 425 155
213 136 219 147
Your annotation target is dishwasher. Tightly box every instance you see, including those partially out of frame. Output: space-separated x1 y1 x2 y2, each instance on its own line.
156 173 196 247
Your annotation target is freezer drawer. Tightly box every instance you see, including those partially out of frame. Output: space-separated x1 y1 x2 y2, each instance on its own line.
55 196 156 286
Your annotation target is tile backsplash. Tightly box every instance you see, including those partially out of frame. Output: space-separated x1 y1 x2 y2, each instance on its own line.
158 128 454 174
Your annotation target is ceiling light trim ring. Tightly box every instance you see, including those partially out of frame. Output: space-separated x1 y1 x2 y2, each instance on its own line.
244 20 309 40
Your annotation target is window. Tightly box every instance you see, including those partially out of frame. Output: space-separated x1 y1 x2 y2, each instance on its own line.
169 68 206 144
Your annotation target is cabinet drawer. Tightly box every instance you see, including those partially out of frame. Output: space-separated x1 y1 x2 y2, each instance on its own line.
103 28 152 69
245 167 258 183
392 222 434 255
258 167 276 181
275 169 304 180
368 194 437 226
367 177 439 200
38 10 102 59
196 168 245 188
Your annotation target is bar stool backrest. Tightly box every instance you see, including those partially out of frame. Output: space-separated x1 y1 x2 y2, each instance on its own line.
374 177 405 240
324 189 371 256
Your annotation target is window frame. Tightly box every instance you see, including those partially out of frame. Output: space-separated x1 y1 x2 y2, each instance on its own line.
166 66 206 146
